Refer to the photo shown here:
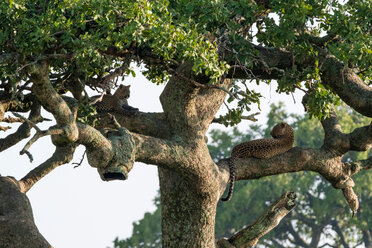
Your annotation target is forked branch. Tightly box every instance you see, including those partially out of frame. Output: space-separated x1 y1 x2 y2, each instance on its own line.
19 144 77 193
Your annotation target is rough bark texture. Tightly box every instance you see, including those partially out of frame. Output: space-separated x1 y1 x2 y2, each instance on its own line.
0 177 51 248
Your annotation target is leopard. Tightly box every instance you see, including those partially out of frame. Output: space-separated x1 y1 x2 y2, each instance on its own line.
221 122 294 201
93 85 138 115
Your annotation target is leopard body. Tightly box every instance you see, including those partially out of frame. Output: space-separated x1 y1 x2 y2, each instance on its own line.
221 122 294 201
94 85 131 113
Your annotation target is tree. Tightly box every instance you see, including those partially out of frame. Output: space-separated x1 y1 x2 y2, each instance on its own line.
113 103 372 248
1 1 371 247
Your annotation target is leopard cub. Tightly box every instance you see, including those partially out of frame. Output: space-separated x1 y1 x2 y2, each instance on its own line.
93 85 138 115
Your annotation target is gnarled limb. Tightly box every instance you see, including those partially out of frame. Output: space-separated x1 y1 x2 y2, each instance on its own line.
29 62 78 145
217 191 297 248
224 43 372 118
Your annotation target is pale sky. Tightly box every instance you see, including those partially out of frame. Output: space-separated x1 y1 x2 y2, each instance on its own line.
0 67 304 248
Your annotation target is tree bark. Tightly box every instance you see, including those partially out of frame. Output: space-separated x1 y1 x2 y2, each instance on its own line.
0 177 51 248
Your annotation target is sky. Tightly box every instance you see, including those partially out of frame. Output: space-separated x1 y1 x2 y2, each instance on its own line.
0 67 305 248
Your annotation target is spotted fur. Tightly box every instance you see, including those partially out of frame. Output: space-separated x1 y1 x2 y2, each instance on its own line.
221 122 294 201
94 85 131 113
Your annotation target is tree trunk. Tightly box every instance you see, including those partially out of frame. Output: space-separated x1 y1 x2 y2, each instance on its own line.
0 177 51 248
159 167 219 248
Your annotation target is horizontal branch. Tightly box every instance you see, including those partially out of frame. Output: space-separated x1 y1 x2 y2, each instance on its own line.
216 146 361 212
218 191 297 248
96 111 172 139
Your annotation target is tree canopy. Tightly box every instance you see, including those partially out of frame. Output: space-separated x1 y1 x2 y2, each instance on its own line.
0 0 371 247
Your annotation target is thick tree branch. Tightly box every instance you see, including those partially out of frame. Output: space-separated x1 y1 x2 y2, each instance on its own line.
217 191 296 248
222 42 372 117
19 145 77 193
29 62 78 144
216 146 360 212
321 110 350 155
320 54 372 117
96 111 172 139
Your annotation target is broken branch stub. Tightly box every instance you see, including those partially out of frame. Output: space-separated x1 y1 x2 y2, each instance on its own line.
96 127 136 181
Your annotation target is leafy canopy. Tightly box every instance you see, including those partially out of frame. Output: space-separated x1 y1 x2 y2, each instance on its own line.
1 0 371 123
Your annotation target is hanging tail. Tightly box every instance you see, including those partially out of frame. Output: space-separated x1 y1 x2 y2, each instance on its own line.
221 157 235 201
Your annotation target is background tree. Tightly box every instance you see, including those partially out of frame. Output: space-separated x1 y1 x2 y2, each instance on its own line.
0 1 371 248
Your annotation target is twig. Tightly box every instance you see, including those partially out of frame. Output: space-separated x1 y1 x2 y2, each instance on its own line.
73 150 86 168
90 92 105 105
12 112 41 132
20 127 64 162
0 125 11 131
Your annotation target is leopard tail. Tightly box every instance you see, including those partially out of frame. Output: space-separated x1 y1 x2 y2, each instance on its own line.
221 157 235 201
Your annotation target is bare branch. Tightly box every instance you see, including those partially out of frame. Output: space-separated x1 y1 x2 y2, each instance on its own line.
0 125 11 131
285 221 309 247
20 127 64 162
330 219 350 248
0 104 43 152
72 150 86 168
217 191 297 248
19 145 76 193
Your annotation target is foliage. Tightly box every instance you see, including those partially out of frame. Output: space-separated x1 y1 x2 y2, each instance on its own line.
1 0 370 125
0 0 228 88
113 103 372 247
112 196 162 248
